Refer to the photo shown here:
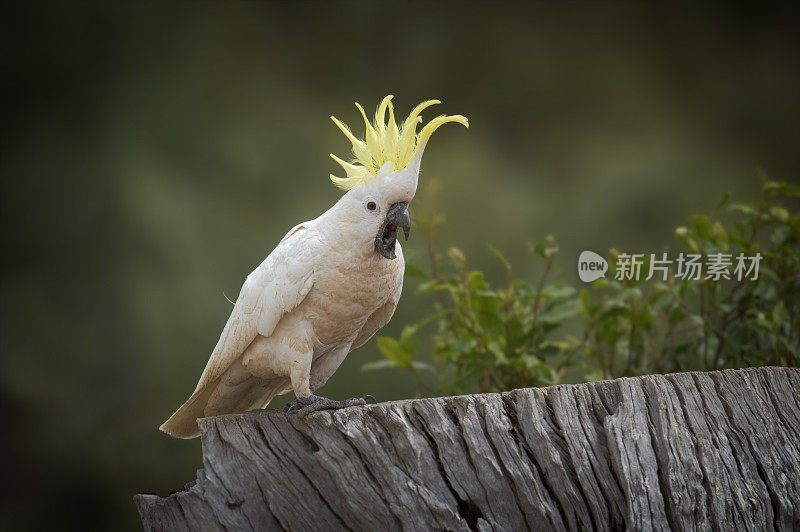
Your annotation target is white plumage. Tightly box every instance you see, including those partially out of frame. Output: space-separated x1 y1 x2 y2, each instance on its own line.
160 96 466 438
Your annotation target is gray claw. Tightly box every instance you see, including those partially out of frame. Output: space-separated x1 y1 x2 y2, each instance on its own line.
283 395 321 417
283 394 377 417
297 396 365 416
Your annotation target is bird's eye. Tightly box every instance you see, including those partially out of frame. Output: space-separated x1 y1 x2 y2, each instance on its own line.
367 201 377 211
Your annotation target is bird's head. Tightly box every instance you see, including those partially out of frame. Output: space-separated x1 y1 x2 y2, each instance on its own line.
327 96 468 259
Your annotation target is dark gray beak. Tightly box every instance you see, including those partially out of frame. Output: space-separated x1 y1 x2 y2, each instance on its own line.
375 202 410 259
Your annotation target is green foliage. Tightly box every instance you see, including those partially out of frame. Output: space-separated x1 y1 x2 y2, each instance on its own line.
364 181 800 394
365 239 581 394
580 181 800 378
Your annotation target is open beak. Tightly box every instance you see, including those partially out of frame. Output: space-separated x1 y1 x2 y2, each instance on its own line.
375 202 410 259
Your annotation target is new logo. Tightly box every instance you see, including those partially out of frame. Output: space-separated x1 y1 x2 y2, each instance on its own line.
578 251 608 283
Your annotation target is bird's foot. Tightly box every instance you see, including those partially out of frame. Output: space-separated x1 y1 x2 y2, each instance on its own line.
283 393 377 417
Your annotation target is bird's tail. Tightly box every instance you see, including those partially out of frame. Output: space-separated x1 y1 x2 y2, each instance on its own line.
159 378 220 439
160 360 290 439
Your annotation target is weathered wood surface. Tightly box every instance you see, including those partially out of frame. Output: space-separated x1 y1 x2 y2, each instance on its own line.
136 367 800 531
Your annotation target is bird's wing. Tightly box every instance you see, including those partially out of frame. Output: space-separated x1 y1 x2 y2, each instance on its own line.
192 223 319 393
351 268 404 350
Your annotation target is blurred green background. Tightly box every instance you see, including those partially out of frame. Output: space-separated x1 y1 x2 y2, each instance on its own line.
2 2 799 529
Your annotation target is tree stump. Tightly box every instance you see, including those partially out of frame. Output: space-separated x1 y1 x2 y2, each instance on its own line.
135 367 800 531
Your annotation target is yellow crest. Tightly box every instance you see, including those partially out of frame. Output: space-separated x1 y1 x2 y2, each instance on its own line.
329 96 468 190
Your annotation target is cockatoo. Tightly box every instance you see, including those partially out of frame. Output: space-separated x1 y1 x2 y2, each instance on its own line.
160 96 467 438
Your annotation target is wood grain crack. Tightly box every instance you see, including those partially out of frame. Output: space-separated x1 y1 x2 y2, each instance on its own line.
136 367 800 531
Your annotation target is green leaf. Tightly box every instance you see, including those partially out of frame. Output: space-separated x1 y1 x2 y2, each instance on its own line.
475 290 500 299
584 369 605 382
652 282 670 293
532 241 559 259
771 225 790 246
616 287 643 301
376 336 412 366
769 206 789 222
541 284 577 300
669 306 690 325
447 247 466 270
784 182 800 197
675 226 700 253
538 299 581 325
410 361 436 373
712 221 728 249
404 263 430 279
520 353 543 370
467 270 489 292
689 215 711 238
488 244 512 272
416 280 456 294
487 341 508 363
715 191 731 210
398 324 421 351
539 340 574 352
361 359 400 372
773 300 786 327
579 287 590 307
729 203 758 216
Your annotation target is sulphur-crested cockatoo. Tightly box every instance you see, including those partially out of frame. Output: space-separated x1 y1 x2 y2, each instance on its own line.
160 96 467 438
